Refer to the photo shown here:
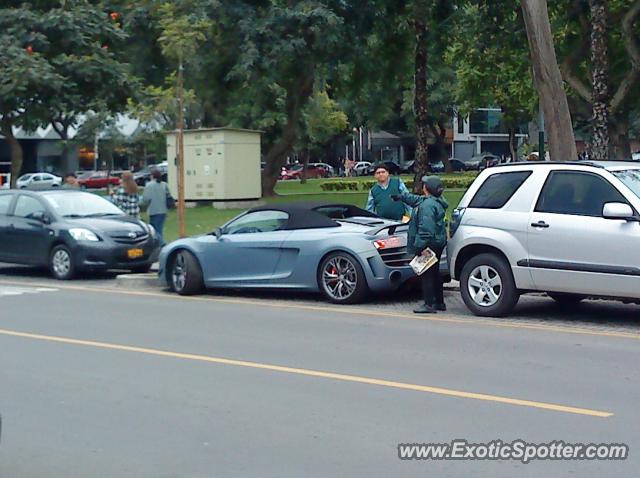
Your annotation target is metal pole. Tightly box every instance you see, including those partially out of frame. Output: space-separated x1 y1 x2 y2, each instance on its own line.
358 127 363 162
177 55 186 238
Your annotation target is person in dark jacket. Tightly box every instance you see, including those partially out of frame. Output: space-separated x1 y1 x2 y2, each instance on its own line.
365 164 412 220
393 175 449 313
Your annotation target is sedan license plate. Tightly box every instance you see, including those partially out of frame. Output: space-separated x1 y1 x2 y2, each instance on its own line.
127 248 144 259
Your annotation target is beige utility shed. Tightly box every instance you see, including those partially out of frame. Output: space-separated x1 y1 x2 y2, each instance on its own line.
165 128 262 202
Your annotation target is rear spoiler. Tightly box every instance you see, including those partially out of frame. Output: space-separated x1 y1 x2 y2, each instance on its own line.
365 222 407 236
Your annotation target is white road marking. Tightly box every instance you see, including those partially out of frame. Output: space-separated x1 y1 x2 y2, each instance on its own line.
0 285 58 297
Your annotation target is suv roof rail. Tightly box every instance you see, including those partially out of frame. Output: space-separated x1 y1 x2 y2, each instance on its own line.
493 161 605 169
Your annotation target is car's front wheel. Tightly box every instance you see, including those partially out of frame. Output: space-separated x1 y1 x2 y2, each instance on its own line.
50 245 76 280
318 252 368 304
169 250 203 295
460 253 519 317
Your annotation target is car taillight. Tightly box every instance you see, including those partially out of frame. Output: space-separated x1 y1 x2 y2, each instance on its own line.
450 207 466 237
373 236 402 249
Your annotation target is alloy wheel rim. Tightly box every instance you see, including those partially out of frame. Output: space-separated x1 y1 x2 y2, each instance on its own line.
322 257 357 300
172 253 187 291
468 265 502 307
52 250 71 276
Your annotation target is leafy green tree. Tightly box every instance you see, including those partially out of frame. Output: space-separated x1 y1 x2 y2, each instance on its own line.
0 1 132 186
447 1 536 161
296 88 349 182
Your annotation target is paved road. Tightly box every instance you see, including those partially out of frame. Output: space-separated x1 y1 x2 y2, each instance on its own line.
0 271 639 477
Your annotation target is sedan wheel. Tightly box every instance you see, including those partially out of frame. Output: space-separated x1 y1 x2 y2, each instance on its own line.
318 252 367 304
50 245 75 280
170 250 203 295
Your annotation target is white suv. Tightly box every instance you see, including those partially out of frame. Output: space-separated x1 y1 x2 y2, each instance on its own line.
448 161 640 316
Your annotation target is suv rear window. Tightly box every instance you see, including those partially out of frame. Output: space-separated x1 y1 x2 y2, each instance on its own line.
468 171 532 209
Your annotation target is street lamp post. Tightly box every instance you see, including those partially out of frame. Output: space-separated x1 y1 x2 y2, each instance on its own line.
176 54 186 238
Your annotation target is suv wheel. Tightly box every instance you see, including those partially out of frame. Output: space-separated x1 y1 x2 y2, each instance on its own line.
460 253 519 317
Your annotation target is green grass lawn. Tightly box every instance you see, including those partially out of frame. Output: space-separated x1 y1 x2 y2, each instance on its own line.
145 187 466 242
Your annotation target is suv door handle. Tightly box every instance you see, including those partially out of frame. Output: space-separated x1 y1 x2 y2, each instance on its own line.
531 221 550 228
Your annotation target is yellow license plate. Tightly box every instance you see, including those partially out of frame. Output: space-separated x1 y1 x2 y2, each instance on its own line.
127 248 144 259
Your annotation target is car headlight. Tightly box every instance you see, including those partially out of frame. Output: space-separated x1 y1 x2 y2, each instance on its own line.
69 228 99 241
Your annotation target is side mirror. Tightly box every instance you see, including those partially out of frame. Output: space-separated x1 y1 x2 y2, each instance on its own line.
31 211 51 224
214 227 223 239
603 202 636 221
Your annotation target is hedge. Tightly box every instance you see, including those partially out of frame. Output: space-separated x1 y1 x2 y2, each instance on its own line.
319 176 476 192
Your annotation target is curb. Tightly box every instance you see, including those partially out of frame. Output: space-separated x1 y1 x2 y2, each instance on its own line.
115 273 160 289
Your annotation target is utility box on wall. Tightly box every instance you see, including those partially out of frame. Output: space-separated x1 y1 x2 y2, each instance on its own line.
165 128 262 202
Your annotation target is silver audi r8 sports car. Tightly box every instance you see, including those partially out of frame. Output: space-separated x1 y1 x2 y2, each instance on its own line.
158 202 449 304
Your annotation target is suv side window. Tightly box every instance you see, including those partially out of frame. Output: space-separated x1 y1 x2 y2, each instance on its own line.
535 171 628 217
0 194 12 215
468 171 532 209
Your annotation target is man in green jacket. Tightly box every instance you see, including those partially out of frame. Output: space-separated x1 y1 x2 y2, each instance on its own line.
365 164 411 220
393 175 448 314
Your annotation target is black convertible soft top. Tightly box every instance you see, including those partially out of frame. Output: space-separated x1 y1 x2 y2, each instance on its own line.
247 201 379 230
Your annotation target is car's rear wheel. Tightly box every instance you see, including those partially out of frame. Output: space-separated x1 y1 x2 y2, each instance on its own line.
169 250 203 295
548 293 585 306
460 253 519 317
318 252 368 304
50 245 76 280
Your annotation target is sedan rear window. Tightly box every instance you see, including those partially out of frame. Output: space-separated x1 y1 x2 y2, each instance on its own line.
468 171 532 209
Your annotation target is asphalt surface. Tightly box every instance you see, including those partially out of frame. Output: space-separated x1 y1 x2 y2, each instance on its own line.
1 266 639 477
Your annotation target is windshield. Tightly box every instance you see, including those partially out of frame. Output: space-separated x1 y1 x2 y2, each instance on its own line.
613 169 640 199
43 192 125 217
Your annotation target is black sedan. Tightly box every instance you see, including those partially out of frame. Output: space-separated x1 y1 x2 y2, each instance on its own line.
0 190 160 279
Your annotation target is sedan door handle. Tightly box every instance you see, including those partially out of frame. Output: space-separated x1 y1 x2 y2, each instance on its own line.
531 221 550 228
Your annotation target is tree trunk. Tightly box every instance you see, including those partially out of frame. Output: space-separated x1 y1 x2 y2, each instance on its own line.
1 119 23 188
521 0 578 161
429 121 450 171
588 0 610 160
413 1 430 192
508 128 517 162
261 73 314 196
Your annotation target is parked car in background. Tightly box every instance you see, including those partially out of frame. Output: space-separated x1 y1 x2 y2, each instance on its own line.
0 189 160 279
463 153 500 171
479 155 501 171
280 163 329 180
77 171 121 189
16 173 62 190
367 160 402 175
309 162 335 177
448 161 640 317
400 161 415 174
352 161 372 176
430 158 466 173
